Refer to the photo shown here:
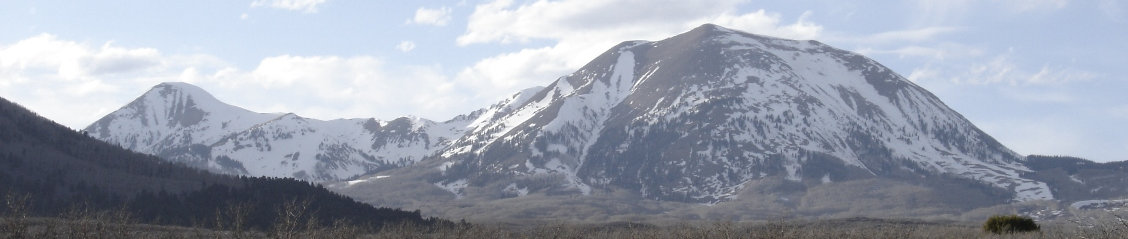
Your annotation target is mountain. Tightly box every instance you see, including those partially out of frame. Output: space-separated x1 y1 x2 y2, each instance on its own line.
85 82 470 182
332 24 1082 220
415 24 1047 202
87 24 1124 221
0 96 440 229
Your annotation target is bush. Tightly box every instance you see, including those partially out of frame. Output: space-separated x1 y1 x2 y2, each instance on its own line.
982 215 1039 234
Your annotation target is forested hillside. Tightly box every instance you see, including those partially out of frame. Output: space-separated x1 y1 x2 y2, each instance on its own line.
0 96 442 231
1022 155 1128 202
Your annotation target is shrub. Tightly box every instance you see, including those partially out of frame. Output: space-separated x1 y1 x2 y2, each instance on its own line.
982 215 1039 234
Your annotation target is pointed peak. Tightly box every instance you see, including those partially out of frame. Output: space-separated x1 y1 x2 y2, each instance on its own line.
129 82 247 120
692 23 727 32
145 82 220 102
152 81 210 94
155 81 198 88
686 23 740 36
680 23 797 43
647 23 753 49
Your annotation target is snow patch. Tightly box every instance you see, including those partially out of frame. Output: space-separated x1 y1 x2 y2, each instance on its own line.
437 161 455 173
1013 181 1054 201
503 183 529 197
1069 175 1084 184
345 175 390 187
1071 199 1128 210
435 179 468 199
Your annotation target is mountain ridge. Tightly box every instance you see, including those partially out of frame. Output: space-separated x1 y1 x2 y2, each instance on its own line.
85 82 471 181
84 24 1128 221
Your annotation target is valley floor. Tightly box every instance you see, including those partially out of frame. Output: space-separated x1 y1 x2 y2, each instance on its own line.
3 216 1126 238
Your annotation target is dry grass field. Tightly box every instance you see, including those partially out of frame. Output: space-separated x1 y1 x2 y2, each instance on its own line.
4 192 1125 239
4 214 1127 239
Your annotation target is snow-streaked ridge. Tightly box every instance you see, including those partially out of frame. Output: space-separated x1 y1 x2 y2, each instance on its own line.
90 24 1055 205
86 82 476 182
427 24 1052 203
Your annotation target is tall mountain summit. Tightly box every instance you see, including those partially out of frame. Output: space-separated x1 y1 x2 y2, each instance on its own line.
416 23 1050 203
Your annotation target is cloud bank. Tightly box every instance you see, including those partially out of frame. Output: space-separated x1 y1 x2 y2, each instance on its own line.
0 34 461 129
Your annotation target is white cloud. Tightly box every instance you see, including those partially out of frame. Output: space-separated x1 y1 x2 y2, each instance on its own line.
826 26 972 64
857 45 956 60
453 0 822 104
250 0 328 13
902 50 1095 106
907 66 940 83
962 56 1019 85
0 34 223 128
895 46 945 59
208 55 462 120
85 43 162 75
938 54 1095 86
457 0 781 46
240 13 249 20
1027 65 1097 85
0 34 468 129
849 27 961 45
409 7 453 26
455 44 576 100
0 34 181 85
396 41 416 52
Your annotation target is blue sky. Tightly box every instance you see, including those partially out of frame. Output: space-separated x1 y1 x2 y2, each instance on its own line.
1 0 1125 162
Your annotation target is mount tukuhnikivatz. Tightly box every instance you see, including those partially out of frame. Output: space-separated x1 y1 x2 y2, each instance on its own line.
86 24 1128 220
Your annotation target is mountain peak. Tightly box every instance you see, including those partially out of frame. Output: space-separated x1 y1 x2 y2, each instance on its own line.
680 23 789 44
85 82 277 156
689 23 729 33
147 82 222 106
129 82 239 128
422 23 1047 203
155 82 199 89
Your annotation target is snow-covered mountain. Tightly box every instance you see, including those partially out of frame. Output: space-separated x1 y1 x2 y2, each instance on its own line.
91 24 1063 213
85 82 470 182
417 24 1052 203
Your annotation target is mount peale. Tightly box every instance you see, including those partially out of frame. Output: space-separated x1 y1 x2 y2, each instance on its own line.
85 82 473 182
88 24 1126 220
